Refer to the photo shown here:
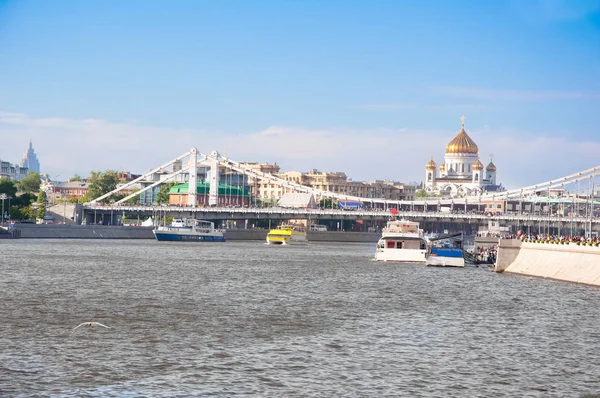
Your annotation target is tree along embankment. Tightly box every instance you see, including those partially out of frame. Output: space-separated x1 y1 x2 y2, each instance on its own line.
496 239 600 286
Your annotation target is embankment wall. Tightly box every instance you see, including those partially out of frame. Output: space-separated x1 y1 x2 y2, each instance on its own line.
13 224 381 243
17 224 155 239
496 240 600 286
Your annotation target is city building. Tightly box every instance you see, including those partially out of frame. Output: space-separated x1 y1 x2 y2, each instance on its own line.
46 181 89 201
168 182 249 206
20 140 40 174
424 116 503 197
137 159 417 206
0 160 29 181
248 168 416 203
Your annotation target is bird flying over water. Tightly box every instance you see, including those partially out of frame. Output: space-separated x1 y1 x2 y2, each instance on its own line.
73 322 111 330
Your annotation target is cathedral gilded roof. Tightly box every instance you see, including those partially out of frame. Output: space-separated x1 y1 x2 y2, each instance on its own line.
473 159 484 170
425 158 437 170
486 161 497 172
445 116 478 155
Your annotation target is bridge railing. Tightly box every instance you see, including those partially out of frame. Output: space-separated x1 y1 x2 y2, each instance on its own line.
82 204 598 224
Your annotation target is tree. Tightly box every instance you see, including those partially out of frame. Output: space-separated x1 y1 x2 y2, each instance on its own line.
0 177 17 197
85 170 120 201
155 182 177 204
415 189 442 198
9 205 24 221
37 190 47 204
18 172 41 193
12 193 35 207
21 205 35 220
70 174 81 182
37 205 46 220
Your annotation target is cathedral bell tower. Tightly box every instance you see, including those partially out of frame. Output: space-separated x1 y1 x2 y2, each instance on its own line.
425 156 437 188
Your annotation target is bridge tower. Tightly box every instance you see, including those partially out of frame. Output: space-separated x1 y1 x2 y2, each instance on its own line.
188 147 198 207
208 151 220 206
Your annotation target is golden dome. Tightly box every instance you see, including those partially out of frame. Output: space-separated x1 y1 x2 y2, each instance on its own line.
472 160 484 171
439 163 446 172
486 161 496 172
445 116 478 154
425 158 437 170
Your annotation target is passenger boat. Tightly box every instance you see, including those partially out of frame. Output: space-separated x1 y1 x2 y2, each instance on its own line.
374 220 428 263
266 224 307 245
153 218 226 242
426 233 465 268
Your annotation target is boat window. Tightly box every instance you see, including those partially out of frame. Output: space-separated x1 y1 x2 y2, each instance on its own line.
397 242 403 249
387 241 395 249
420 242 426 250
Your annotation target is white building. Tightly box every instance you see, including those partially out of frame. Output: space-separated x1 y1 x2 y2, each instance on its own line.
20 140 41 173
424 116 502 197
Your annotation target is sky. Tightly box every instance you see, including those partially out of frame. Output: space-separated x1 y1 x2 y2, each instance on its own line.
0 0 599 190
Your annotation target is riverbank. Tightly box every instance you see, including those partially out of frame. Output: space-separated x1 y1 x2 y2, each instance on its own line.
495 239 600 286
11 224 381 242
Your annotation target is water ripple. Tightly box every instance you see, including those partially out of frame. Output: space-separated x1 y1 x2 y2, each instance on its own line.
1 239 600 397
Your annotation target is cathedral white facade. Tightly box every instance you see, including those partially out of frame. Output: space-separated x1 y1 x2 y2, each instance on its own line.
20 140 40 174
424 116 502 197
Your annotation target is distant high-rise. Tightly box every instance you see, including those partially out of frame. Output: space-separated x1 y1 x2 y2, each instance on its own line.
20 140 40 173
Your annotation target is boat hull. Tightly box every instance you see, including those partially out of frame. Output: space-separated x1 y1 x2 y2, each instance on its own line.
374 248 427 263
426 248 465 267
153 232 226 242
266 234 307 245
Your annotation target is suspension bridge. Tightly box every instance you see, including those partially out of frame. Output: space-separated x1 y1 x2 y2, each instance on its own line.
80 147 600 234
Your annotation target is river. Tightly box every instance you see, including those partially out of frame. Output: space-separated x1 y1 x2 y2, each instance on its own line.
1 239 600 397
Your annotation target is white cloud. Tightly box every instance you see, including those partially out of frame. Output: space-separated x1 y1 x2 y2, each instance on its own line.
1 111 598 191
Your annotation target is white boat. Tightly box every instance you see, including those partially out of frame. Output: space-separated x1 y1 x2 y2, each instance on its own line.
426 246 465 267
266 224 307 245
153 218 226 242
426 233 465 268
374 220 428 263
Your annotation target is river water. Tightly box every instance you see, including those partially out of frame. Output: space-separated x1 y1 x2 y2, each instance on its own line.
1 239 600 397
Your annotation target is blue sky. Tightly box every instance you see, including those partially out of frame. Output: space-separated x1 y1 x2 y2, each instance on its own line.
0 0 599 189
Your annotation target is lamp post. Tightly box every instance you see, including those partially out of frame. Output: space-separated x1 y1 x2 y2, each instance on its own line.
0 193 6 223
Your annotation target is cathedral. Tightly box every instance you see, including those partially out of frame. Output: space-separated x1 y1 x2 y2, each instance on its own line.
424 116 502 197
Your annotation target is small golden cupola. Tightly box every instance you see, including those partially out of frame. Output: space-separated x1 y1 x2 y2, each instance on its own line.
439 163 446 172
486 161 496 172
426 157 437 170
445 116 478 154
473 159 484 171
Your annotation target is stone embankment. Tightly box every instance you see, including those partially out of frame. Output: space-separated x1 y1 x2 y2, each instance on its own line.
13 224 381 242
495 239 600 286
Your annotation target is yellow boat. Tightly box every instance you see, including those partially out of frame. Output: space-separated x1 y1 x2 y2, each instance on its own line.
266 224 308 245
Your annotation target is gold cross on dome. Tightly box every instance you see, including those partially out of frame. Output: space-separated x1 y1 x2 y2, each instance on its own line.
460 115 466 127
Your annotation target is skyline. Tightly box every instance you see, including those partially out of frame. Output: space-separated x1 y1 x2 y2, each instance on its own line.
1 0 599 190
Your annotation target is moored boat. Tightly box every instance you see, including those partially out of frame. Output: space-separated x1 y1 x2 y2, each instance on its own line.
426 232 465 267
426 247 465 267
153 218 226 242
374 220 428 263
266 224 307 245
